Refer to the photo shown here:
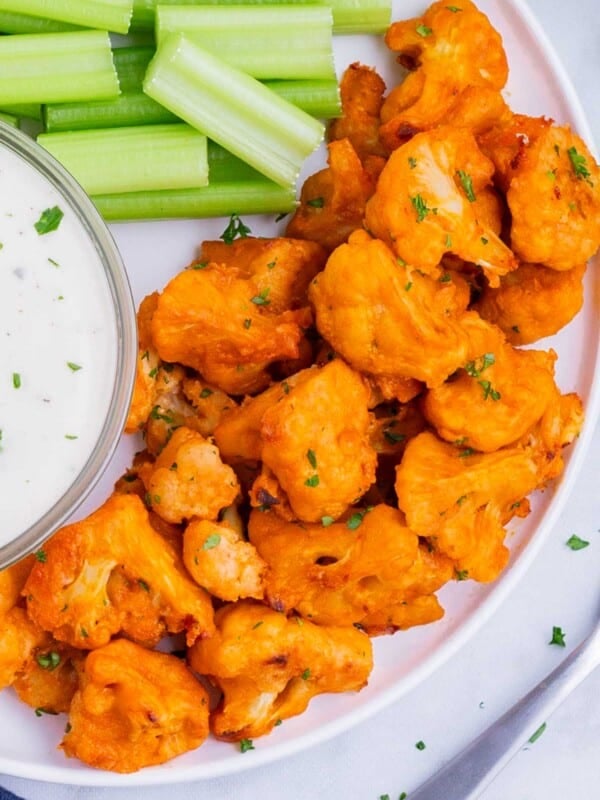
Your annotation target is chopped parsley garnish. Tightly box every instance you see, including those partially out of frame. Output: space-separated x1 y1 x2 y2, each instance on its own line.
408 156 418 169
445 234 452 248
410 193 436 223
566 534 589 550
346 511 366 530
511 325 520 333
12 372 21 388
199 388 213 399
149 405 174 423
64 434 78 440
243 318 252 329
191 260 208 270
567 146 593 185
251 287 271 306
397 256 407 266
478 379 501 401
307 196 325 208
528 722 547 744
416 24 432 36
34 549 47 563
35 707 58 717
383 428 406 444
203 533 221 550
301 668 311 680
415 740 426 750
439 271 452 282
148 367 158 378
464 352 495 377
481 237 488 245
252 621 263 630
220 213 251 243
321 515 335 527
456 170 476 202
48 257 60 267
306 449 317 469
304 474 320 488
458 447 476 458
455 569 469 580
34 206 64 235
239 738 255 753
36 651 60 671
404 281 413 291
446 4 462 9
67 361 82 372
549 626 566 647
138 579 150 592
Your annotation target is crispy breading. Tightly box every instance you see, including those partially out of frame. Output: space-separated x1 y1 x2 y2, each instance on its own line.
329 62 388 160
125 292 162 433
183 519 266 602
309 230 482 388
188 601 372 740
0 607 46 690
0 555 34 616
474 262 586 344
285 138 377 252
250 360 377 522
24 493 214 649
61 639 209 773
380 0 508 148
248 505 453 629
141 426 239 524
13 642 84 714
422 336 560 452
365 126 517 285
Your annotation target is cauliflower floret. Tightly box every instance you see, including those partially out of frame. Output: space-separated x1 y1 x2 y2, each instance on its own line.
24 493 214 649
141 426 239 525
198 236 327 314
474 262 586 345
249 360 377 522
309 230 483 388
379 0 508 149
365 126 517 286
248 505 453 630
183 519 266 602
188 601 372 741
61 639 210 773
13 642 85 714
422 335 560 452
286 138 379 252
125 292 163 433
0 607 46 690
0 555 34 616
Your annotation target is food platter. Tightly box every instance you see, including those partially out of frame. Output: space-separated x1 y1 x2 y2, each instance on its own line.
0 0 599 785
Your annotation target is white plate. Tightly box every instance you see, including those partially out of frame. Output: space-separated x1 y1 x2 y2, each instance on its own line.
1 0 599 785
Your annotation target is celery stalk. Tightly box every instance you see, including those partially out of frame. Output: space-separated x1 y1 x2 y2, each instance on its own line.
0 112 19 128
155 5 335 80
113 45 155 91
0 103 41 120
93 180 296 221
0 31 119 106
264 80 340 119
0 0 134 34
144 35 324 188
133 0 390 34
37 124 208 195
0 10 78 32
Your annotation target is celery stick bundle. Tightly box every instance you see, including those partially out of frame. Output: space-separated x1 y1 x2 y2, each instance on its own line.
0 0 133 33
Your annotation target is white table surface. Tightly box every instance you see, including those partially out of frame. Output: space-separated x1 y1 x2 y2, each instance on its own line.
4 1 600 798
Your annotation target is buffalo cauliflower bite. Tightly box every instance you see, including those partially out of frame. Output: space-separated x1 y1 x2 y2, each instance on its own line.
395 432 543 581
365 127 517 286
61 639 210 773
250 360 377 522
188 601 373 741
422 336 560 452
24 493 214 649
183 519 266 602
328 62 388 161
125 292 163 433
13 642 85 714
0 607 46 690
141 426 239 525
150 264 310 389
248 505 453 630
379 0 508 149
198 236 327 314
309 231 482 388
0 555 34 616
474 262 586 345
285 138 379 252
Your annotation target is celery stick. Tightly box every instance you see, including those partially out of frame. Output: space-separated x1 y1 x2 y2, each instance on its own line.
264 80 340 119
0 0 134 34
0 10 78 32
155 5 334 80
43 94 178 132
37 124 208 195
144 35 324 188
93 180 296 221
0 111 19 128
133 0 390 34
0 103 41 120
112 45 155 91
0 31 119 106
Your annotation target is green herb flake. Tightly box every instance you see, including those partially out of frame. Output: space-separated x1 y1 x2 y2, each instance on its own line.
239 738 255 753
307 196 325 208
301 668 311 680
511 325 520 333
199 388 213 399
191 260 208 270
379 795 390 800
251 287 271 306
458 447 476 458
34 206 63 235
148 366 158 379
252 621 263 630
266 260 277 269
410 193 435 223
567 146 593 184
455 568 469 580
34 549 47 563
446 4 462 9
445 234 452 249
321 515 335 527
80 627 89 639
439 271 452 282
243 318 252 330
566 534 590 551
67 362 82 372
464 352 495 378
138 579 150 592
404 281 413 291
456 170 476 202
528 722 547 744
416 24 433 36
304 474 320 488
220 213 251 244
64 434 78 440
36 651 60 671
415 740 426 750
48 257 60 267
399 794 408 800
456 495 468 506
397 256 407 266
12 372 21 389
307 449 317 469
478 379 501 401
481 236 489 245
34 707 58 717
203 533 221 550
549 626 566 647
408 156 418 169
346 511 365 530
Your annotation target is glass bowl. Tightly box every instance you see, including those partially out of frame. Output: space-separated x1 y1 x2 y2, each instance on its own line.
0 121 137 569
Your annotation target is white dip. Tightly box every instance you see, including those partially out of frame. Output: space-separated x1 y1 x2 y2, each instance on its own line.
0 142 117 547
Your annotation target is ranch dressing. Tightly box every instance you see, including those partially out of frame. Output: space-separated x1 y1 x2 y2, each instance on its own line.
0 142 117 547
